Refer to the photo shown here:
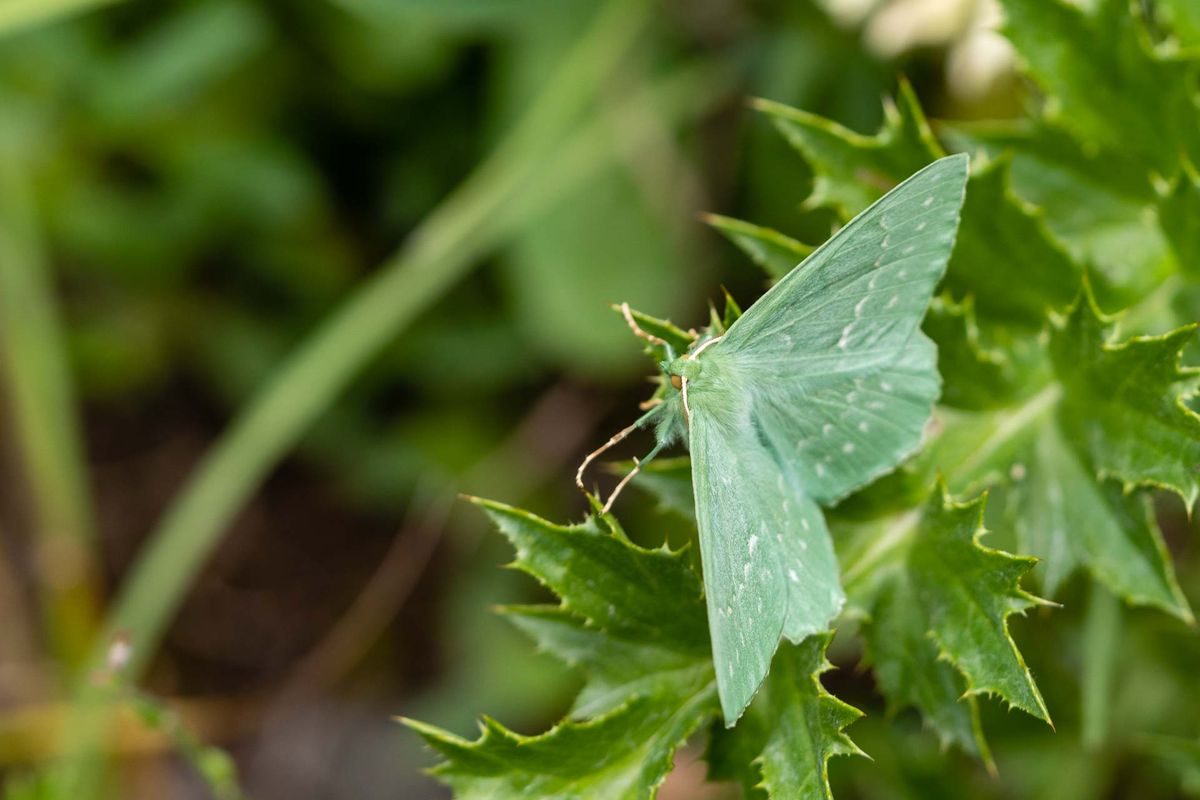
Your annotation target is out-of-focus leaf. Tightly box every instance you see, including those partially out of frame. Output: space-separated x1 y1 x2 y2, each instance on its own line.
942 120 1171 309
89 1 271 124
923 295 1027 410
702 213 812 281
1147 735 1200 796
946 156 1081 326
1160 168 1200 278
0 0 120 39
1007 419 1188 616
1158 0 1200 46
998 0 1200 176
753 79 942 219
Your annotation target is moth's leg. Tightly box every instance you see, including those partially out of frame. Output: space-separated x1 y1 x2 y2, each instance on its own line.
601 438 669 515
575 403 665 496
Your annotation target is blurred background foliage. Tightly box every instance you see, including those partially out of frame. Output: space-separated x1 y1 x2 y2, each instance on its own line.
0 0 1194 798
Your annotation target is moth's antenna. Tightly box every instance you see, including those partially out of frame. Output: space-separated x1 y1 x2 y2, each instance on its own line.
621 302 668 346
576 404 664 497
680 335 723 421
600 438 667 515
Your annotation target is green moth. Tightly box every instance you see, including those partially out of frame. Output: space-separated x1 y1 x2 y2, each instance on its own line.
580 154 969 726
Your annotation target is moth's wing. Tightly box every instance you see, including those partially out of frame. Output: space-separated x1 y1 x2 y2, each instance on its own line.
756 331 941 504
718 154 967 381
689 394 841 725
709 154 965 502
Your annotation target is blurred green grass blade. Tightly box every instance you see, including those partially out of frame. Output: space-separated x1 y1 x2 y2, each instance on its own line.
0 0 122 38
0 159 99 667
74 0 731 730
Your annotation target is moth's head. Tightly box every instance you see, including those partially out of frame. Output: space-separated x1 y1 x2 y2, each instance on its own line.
664 356 702 390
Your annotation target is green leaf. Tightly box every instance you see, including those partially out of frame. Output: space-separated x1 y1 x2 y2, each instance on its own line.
942 120 1171 307
505 605 711 718
753 79 943 218
411 500 718 799
946 156 1082 326
472 498 710 653
997 0 1200 177
1158 0 1200 47
1160 168 1200 278
863 569 991 762
1049 289 1200 505
913 300 1195 621
405 692 715 800
1007 418 1191 618
613 304 697 360
905 490 1051 723
703 213 813 281
923 294 1026 410
756 634 865 799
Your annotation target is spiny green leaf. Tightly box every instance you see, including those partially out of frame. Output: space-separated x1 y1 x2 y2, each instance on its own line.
946 155 1082 326
504 605 712 718
998 0 1200 177
863 570 991 762
611 303 697 357
756 634 866 799
753 79 943 218
1049 289 1200 506
703 213 813 281
1007 419 1191 619
470 498 709 653
404 690 716 800
412 501 719 800
906 490 1051 723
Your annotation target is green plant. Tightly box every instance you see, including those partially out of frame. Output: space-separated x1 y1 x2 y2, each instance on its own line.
408 1 1200 797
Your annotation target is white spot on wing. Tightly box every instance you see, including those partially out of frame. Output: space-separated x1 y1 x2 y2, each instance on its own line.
842 442 855 454
748 534 759 555
858 420 869 432
788 569 800 582
923 195 934 207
